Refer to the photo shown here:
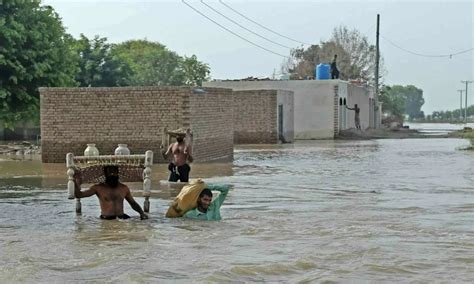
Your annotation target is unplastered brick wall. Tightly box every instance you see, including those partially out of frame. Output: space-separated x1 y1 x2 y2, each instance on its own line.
189 88 234 161
40 86 234 163
233 90 278 144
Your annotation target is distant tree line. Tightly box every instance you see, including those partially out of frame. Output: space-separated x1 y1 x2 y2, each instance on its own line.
380 85 425 121
0 1 210 129
379 84 473 123
425 105 474 122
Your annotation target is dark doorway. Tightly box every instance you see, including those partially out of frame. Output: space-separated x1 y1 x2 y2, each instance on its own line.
278 104 286 143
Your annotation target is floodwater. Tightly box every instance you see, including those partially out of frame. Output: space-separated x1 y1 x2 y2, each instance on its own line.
1 134 473 282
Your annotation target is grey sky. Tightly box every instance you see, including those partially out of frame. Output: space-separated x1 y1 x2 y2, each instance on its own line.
44 0 473 113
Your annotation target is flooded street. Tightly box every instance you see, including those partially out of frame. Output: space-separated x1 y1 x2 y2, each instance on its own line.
0 137 473 282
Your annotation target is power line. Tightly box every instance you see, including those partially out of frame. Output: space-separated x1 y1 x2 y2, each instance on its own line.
200 0 292 49
219 0 312 46
182 0 289 59
363 23 376 39
381 34 474 58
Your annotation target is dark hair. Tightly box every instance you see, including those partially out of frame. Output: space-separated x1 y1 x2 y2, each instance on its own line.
199 188 212 198
103 165 119 175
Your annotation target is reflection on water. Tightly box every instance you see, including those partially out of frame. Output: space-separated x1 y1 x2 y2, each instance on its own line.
0 138 473 282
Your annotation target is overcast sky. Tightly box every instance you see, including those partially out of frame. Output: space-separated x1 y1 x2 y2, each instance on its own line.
44 0 473 113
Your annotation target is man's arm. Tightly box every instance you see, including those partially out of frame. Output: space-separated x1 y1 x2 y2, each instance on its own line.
125 188 148 219
346 105 355 110
207 184 230 208
186 145 193 163
74 172 96 198
162 144 173 160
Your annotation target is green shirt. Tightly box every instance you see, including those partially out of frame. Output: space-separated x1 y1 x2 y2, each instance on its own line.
184 183 230 221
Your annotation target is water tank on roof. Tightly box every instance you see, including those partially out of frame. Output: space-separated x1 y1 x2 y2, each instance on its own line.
316 63 330 80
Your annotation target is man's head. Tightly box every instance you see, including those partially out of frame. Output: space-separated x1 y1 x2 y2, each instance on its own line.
103 165 119 188
176 134 185 143
197 188 212 212
355 104 358 108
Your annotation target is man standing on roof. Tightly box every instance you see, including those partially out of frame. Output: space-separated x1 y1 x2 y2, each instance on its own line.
331 54 340 79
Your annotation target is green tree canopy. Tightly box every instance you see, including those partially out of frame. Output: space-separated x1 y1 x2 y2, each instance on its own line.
402 85 425 119
0 1 77 128
111 40 210 86
73 34 131 87
380 85 425 120
0 3 211 129
380 85 406 120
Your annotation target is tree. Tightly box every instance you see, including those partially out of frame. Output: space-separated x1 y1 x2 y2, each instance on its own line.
0 1 78 129
73 38 209 87
331 26 379 81
380 85 425 121
380 85 406 120
401 85 425 120
73 34 131 87
429 104 474 122
283 25 384 83
111 40 209 86
284 41 348 79
182 55 210 86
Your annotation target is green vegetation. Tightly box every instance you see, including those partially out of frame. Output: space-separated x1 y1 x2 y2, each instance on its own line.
0 1 78 129
380 85 425 121
0 1 210 129
110 40 209 86
424 105 474 122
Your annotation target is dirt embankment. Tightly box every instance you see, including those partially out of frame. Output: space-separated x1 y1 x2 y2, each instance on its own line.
0 141 40 156
337 125 474 143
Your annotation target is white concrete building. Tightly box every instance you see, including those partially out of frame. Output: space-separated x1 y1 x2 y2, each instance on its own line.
204 79 381 139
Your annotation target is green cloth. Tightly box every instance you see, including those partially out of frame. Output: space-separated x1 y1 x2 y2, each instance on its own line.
184 183 230 221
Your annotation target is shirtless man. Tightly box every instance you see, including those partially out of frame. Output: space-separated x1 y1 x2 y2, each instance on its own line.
162 133 193 182
74 165 148 220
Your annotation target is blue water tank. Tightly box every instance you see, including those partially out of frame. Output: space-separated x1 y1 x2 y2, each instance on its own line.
316 63 330 80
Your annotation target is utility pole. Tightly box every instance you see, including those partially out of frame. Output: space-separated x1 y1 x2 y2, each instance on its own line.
457 89 464 121
461 80 473 123
374 14 380 128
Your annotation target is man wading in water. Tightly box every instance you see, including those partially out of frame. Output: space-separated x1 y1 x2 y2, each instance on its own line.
162 132 193 182
74 165 148 220
184 184 230 221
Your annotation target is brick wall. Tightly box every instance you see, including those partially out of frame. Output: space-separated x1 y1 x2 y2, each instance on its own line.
40 86 233 163
233 90 278 144
189 87 234 161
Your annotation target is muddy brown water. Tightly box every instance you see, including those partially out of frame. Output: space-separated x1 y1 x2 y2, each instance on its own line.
0 137 473 282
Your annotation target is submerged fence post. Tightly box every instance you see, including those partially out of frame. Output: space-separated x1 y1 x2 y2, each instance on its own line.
66 153 75 200
143 150 153 213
